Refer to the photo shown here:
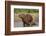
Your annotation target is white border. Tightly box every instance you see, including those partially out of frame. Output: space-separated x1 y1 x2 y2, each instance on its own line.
11 5 42 31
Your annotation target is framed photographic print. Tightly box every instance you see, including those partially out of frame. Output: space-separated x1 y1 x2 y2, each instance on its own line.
5 1 45 35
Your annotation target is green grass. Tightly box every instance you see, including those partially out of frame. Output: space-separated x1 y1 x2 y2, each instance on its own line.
14 8 39 14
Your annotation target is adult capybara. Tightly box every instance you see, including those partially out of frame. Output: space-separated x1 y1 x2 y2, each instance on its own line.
19 14 33 27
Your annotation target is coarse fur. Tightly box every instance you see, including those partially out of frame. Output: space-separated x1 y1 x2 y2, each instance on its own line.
19 14 33 27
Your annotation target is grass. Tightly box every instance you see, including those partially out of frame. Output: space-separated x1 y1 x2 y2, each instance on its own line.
14 8 39 14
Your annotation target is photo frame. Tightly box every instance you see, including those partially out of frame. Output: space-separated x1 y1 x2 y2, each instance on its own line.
5 1 45 35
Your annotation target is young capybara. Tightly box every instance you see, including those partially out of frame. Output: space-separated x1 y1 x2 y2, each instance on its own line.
19 14 33 27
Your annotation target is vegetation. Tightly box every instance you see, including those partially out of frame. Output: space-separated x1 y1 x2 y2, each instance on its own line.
14 8 39 14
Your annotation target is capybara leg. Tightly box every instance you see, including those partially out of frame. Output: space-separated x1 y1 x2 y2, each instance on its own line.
23 23 25 27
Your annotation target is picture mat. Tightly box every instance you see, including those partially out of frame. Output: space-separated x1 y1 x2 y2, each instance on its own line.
11 5 42 31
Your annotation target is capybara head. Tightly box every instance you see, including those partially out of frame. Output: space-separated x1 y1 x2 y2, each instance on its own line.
19 14 25 19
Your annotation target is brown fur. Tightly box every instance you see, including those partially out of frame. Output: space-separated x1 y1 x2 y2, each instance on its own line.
19 14 33 27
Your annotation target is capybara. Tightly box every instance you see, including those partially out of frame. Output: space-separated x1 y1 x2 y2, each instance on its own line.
19 14 33 27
